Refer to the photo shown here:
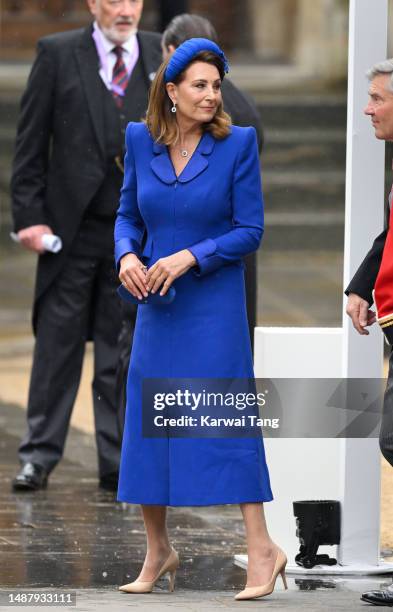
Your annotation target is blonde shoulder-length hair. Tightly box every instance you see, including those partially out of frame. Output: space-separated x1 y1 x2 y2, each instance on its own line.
144 50 231 146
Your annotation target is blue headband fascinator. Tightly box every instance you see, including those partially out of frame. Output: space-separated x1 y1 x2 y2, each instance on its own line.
164 37 229 83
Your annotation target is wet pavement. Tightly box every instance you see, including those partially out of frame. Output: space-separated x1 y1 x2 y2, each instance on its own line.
1 401 393 611
2 399 248 592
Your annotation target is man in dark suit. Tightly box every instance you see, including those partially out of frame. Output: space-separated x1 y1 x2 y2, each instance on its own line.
115 13 264 438
345 58 393 607
10 0 162 492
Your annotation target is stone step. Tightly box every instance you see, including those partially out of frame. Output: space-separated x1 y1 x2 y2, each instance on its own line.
266 128 345 144
0 211 344 252
263 138 346 171
0 126 349 178
263 169 345 211
264 175 391 213
0 94 348 136
255 94 347 130
262 223 344 251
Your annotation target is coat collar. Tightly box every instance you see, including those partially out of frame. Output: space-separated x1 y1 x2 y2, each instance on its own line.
150 131 216 184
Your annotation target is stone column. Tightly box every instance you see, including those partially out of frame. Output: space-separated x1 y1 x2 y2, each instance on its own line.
294 0 349 80
248 0 296 61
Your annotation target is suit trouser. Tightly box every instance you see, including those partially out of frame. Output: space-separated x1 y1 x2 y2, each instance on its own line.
18 233 122 477
115 251 258 439
380 347 393 467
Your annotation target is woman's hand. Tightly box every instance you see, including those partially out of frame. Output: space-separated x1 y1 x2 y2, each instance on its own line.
145 249 196 296
119 253 148 300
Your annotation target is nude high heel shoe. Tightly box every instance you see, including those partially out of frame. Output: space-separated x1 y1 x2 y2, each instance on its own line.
234 547 288 601
119 548 179 594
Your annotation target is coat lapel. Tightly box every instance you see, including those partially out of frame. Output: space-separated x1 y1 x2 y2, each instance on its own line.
137 31 163 86
150 131 216 184
151 141 176 184
74 26 106 159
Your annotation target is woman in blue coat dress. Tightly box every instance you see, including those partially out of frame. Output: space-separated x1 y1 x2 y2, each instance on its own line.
115 38 287 601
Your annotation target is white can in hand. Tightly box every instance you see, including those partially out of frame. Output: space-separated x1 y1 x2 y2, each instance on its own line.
10 232 63 253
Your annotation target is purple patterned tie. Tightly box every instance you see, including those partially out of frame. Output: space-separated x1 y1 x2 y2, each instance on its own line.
112 46 129 107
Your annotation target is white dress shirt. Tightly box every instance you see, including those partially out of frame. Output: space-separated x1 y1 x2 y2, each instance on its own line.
93 22 139 90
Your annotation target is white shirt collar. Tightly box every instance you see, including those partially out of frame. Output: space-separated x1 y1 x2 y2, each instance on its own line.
93 21 137 56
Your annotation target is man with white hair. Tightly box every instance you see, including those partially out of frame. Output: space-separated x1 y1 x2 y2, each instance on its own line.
10 0 161 492
345 59 393 606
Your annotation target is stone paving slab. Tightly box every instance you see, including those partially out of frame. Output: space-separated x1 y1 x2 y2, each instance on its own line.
0 584 383 611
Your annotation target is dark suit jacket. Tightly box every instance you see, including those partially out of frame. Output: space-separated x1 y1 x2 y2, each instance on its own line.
11 25 162 330
221 79 263 153
345 199 390 305
219 78 263 341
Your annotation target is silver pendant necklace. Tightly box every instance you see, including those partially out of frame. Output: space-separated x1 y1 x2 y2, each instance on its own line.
179 134 201 158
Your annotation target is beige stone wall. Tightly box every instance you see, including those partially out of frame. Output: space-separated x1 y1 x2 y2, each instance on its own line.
1 0 350 82
249 0 348 81
248 0 296 61
294 0 348 80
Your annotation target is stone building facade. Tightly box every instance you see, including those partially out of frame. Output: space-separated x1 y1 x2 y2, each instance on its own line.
1 0 350 83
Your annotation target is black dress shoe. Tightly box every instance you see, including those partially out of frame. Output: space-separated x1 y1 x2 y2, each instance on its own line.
98 472 119 492
361 585 393 606
12 462 48 491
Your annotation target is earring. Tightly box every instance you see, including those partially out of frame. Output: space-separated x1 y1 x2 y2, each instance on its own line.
171 102 177 113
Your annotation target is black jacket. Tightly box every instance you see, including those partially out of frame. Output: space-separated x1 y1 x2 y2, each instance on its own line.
11 25 162 326
344 200 390 305
221 79 263 152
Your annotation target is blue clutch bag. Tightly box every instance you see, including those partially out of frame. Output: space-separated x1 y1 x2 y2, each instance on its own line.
117 283 176 305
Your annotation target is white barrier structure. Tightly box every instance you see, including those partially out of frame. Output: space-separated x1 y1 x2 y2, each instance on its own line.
235 0 392 575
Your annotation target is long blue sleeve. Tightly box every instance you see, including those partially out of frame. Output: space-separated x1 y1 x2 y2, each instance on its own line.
114 122 145 270
188 127 264 276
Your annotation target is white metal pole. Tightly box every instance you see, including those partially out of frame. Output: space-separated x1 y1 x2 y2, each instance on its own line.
340 0 387 567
